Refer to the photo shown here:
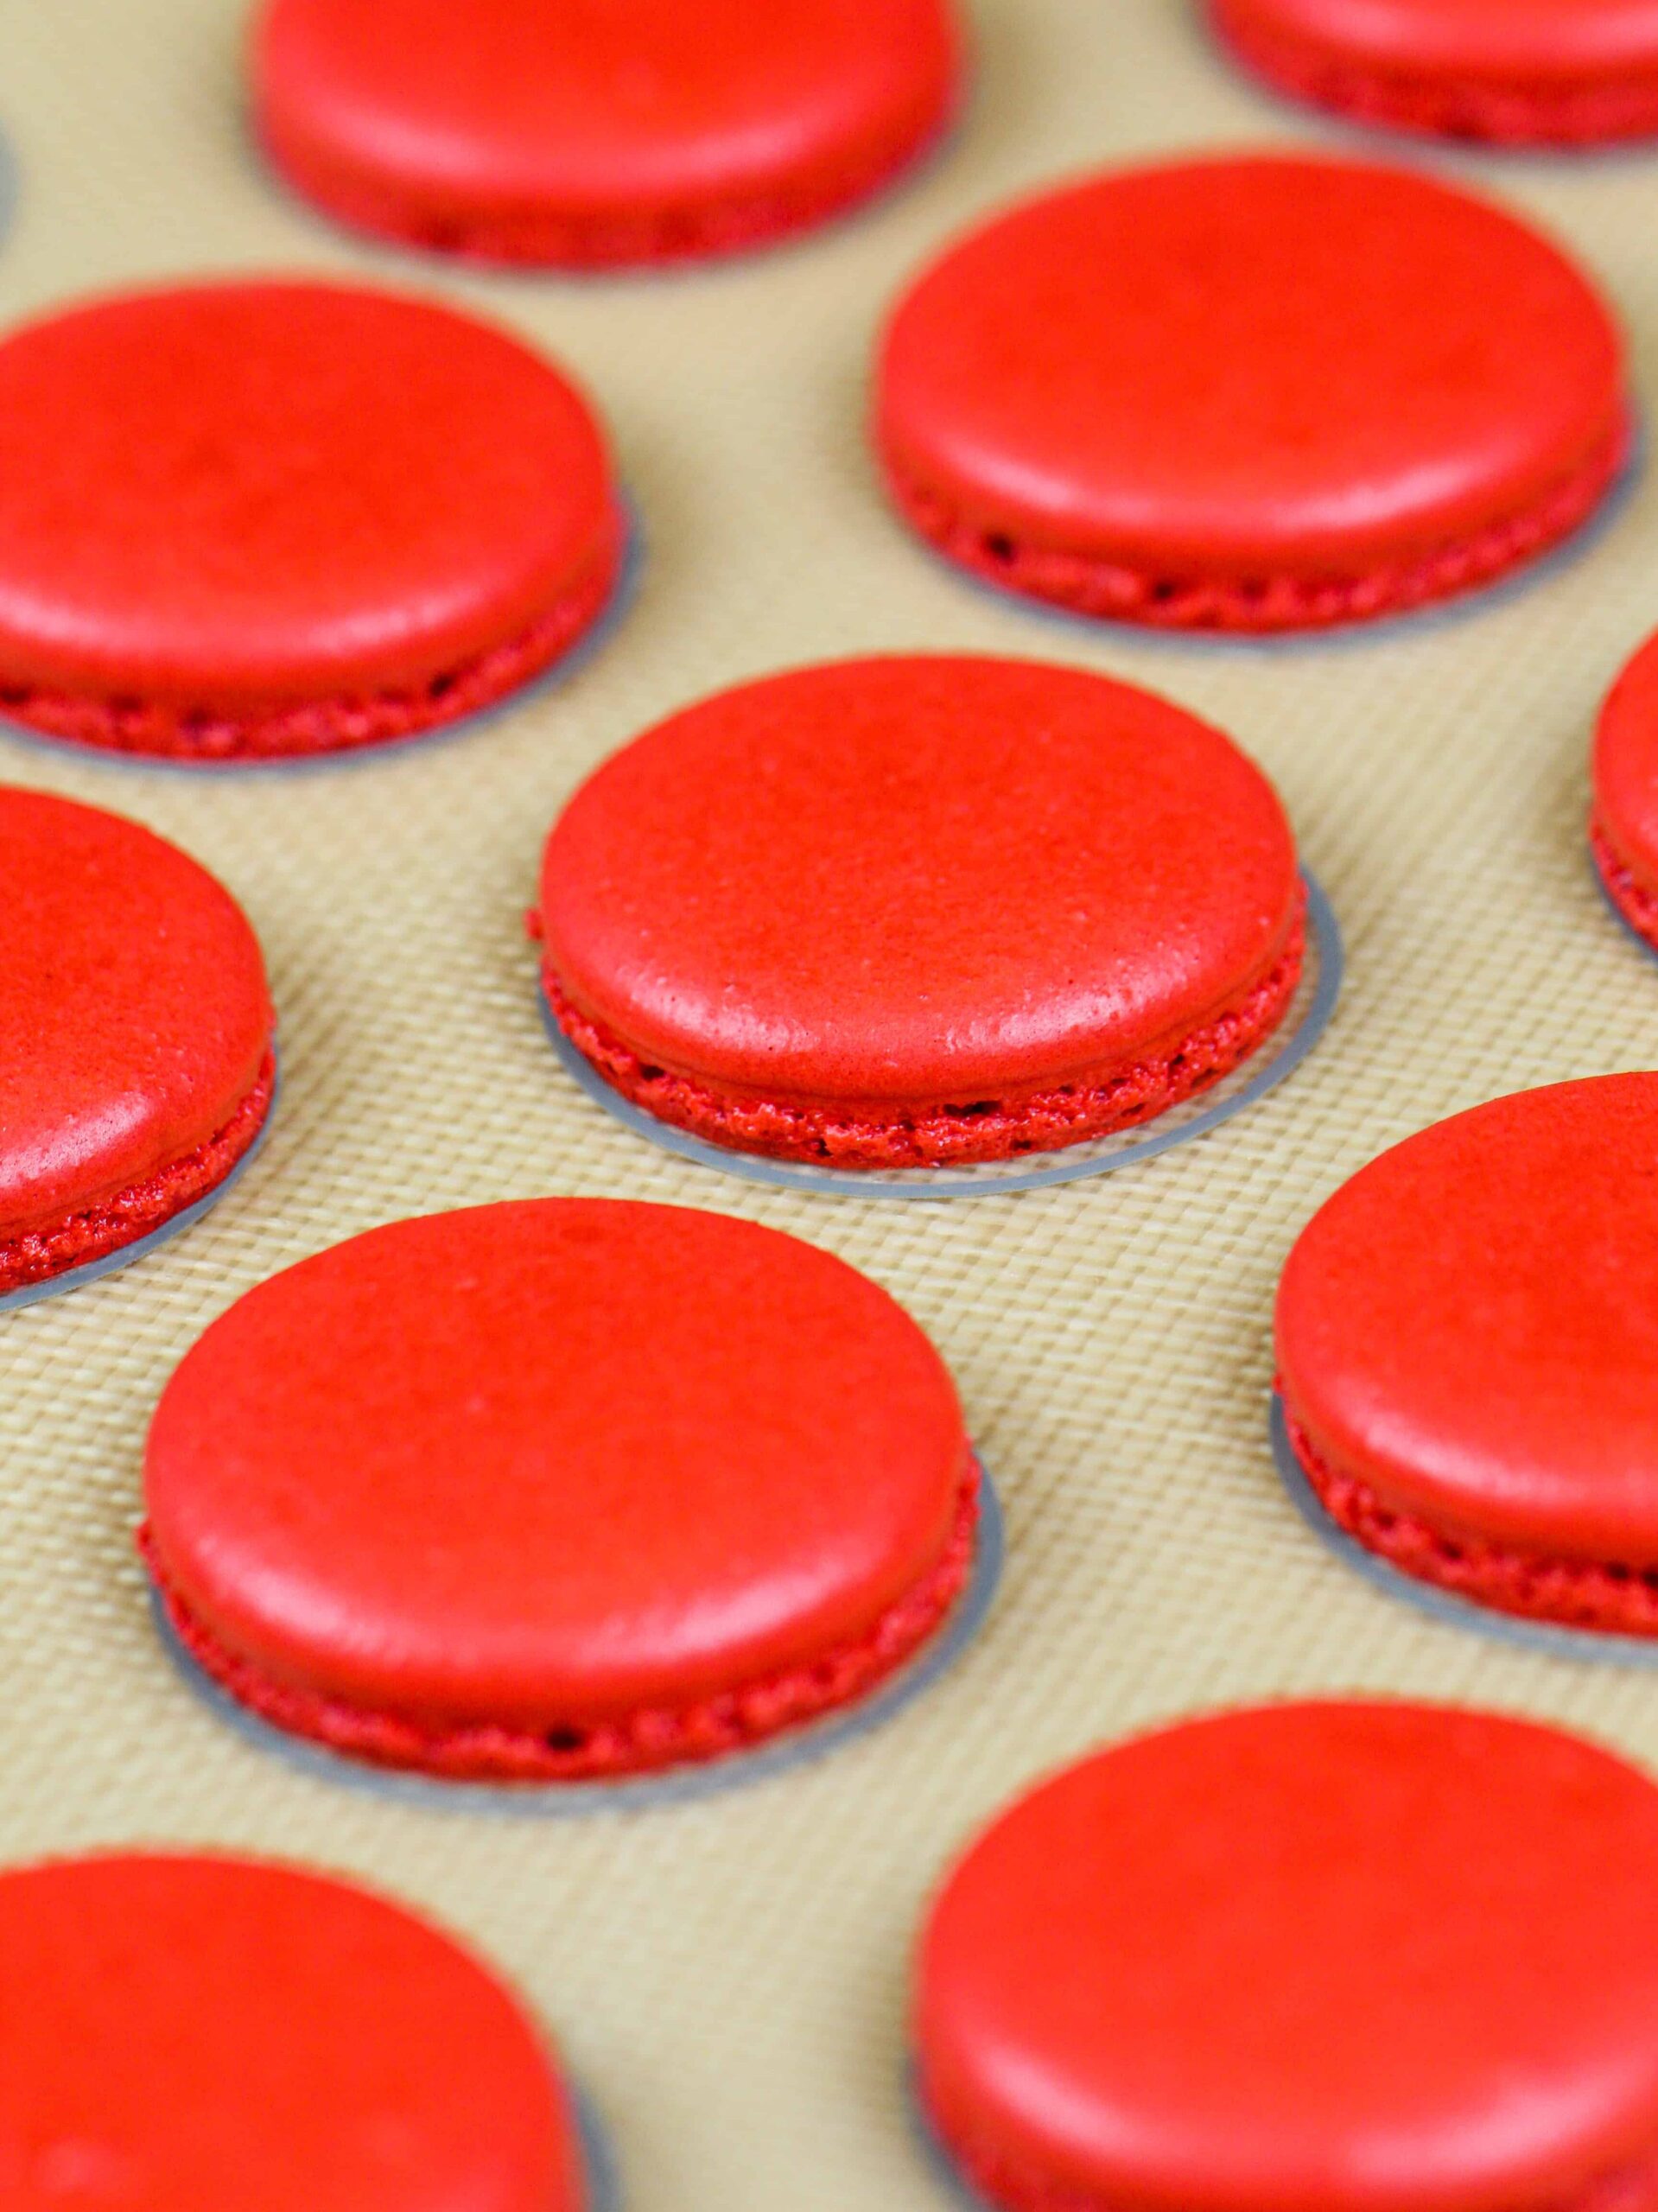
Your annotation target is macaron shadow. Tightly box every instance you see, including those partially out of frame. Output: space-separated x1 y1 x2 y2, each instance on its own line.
148 1458 1006 1814
0 1054 281 1316
538 870 1343 1201
1269 1390 1658 1668
575 2086 624 2212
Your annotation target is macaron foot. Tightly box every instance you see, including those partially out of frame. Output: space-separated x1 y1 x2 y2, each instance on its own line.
1210 3 1658 148
0 1052 276 1300
1284 1398 1658 1638
544 908 1305 1170
0 530 622 763
1592 820 1658 957
270 126 950 270
884 427 1626 635
141 1463 980 1783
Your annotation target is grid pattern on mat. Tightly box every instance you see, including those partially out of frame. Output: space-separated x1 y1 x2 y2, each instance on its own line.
4 4 1658 2209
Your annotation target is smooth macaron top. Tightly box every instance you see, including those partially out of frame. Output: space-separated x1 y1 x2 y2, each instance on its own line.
143 1198 969 1727
876 154 1625 582
1593 629 1658 900
1214 0 1658 79
540 656 1300 1104
0 281 616 711
1277 1074 1658 1566
918 1701 1658 2212
256 0 960 255
0 788 272 1242
0 1853 583 2212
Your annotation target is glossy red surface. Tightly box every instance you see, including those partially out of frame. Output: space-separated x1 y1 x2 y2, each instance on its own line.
538 656 1302 1157
0 282 621 755
256 0 962 265
1210 0 1658 143
917 1703 1658 2212
143 1200 971 1772
0 1853 583 2212
0 789 273 1246
876 156 1627 628
1277 1075 1658 1574
1593 630 1658 908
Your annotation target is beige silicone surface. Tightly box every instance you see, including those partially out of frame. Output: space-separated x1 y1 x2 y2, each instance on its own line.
5 3 1658 2206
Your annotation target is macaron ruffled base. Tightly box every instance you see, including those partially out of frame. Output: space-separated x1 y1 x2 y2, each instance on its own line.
0 1052 276 1300
267 125 950 271
0 524 624 764
1209 2 1658 148
884 424 1627 636
543 899 1305 1171
1281 1394 1658 1639
140 1462 980 1783
1591 819 1658 958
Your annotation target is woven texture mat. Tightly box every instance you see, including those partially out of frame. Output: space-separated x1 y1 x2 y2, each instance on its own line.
6 4 1658 2206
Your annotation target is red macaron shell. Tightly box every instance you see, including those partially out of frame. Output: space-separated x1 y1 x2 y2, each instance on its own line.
1209 0 1658 146
0 282 622 760
255 0 962 267
0 1853 583 2212
1276 1075 1658 1629
875 156 1627 632
142 1199 974 1781
0 788 273 1285
916 1703 1658 2212
539 657 1303 1167
1592 629 1658 945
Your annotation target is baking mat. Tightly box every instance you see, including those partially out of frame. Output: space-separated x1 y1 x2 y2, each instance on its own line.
5 6 1658 2209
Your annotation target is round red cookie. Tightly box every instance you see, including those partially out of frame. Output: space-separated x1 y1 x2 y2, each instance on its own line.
537 656 1305 1170
254 0 962 268
0 281 624 761
1591 629 1658 952
1208 0 1658 147
916 1701 1658 2212
0 1853 586 2211
0 788 274 1300
142 1198 977 1783
1276 1073 1658 1635
874 154 1628 632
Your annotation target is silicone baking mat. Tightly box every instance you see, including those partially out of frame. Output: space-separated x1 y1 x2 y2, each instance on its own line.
5 5 1658 2207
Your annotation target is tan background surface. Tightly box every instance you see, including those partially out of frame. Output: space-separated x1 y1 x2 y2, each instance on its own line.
4 3 1658 2205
